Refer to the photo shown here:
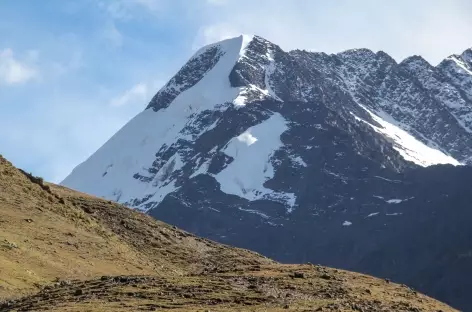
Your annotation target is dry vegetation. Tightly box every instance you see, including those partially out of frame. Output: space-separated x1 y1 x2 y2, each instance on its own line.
0 155 457 311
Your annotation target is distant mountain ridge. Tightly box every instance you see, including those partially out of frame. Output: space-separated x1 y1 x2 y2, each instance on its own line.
62 35 472 310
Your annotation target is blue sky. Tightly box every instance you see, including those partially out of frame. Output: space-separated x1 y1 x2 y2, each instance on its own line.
1 0 471 182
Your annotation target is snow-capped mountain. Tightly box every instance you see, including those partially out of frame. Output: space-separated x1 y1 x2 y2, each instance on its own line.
62 35 472 310
63 35 467 211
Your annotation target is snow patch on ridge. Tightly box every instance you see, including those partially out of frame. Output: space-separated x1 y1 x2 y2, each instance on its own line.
233 84 272 107
237 130 258 146
264 49 282 101
290 155 308 168
215 113 296 210
190 158 212 178
238 207 270 219
233 40 282 106
61 35 257 211
351 106 461 167
448 56 472 76
240 34 254 57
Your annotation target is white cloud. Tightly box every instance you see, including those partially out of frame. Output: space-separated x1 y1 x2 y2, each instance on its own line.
110 82 149 107
50 49 83 77
104 0 162 19
193 0 472 65
134 0 161 11
0 97 128 183
103 22 123 47
103 1 128 19
0 48 37 85
192 23 241 50
26 50 40 62
206 0 227 5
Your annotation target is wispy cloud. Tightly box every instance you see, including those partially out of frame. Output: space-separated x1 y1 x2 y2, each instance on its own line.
206 0 228 5
196 0 472 64
102 22 123 47
110 82 149 107
133 0 161 11
192 23 240 50
0 48 37 84
110 80 165 107
103 0 163 19
50 49 84 77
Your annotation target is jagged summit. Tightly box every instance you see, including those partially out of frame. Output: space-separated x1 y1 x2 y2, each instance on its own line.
461 48 472 62
146 34 254 112
146 34 283 112
63 34 468 212
440 49 472 71
336 48 385 62
399 55 432 68
61 36 472 310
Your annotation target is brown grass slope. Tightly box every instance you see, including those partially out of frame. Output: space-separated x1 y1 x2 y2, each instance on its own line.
0 155 456 311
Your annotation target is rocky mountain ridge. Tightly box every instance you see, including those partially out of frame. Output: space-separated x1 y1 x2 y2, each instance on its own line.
62 35 472 310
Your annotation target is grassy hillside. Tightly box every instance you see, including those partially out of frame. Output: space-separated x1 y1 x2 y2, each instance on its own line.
0 155 456 311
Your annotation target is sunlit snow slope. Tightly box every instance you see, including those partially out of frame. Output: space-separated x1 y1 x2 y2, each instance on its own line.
63 35 294 210
63 35 466 213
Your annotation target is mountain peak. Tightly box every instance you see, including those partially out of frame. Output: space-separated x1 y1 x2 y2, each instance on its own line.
146 34 282 112
195 34 256 59
335 48 379 64
338 47 376 57
400 55 432 70
461 48 472 63
146 34 258 112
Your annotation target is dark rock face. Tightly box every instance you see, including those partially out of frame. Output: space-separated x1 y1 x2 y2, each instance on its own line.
146 37 472 310
146 46 224 112
64 35 472 310
151 165 472 310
